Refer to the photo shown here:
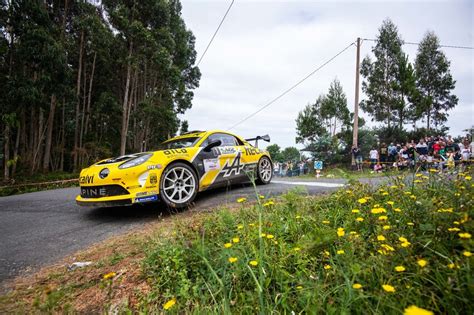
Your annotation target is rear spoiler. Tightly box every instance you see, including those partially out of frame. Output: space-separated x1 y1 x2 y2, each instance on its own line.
245 135 270 147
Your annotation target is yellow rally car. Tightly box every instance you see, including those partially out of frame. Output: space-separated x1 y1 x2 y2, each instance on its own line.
76 130 273 208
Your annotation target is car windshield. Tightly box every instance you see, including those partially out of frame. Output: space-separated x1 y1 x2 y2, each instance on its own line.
158 137 200 150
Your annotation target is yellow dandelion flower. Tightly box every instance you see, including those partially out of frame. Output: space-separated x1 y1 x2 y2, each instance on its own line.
381 244 395 252
324 250 330 257
260 233 266 238
371 208 386 214
259 195 265 199
378 216 388 221
465 176 472 181
337 228 345 237
103 272 116 280
295 215 301 219
417 259 428 267
401 241 411 248
382 192 389 196
273 240 278 245
266 234 274 239
296 285 303 290
232 237 240 243
382 284 396 293
459 232 472 239
356 217 364 222
249 223 256 227
237 224 244 230
237 197 247 203
352 209 360 213
415 173 423 177
390 185 398 189
407 222 414 226
463 251 472 257
322 220 330 224
394 208 402 212
323 264 331 270
403 305 433 315
414 179 423 183
453 221 460 225
386 201 395 206
399 237 408 243
447 263 459 269
228 257 238 263
429 168 438 173
336 250 345 255
357 198 368 204
350 231 357 235
224 243 232 248
395 266 406 272
294 247 301 252
448 227 460 232
383 225 391 230
249 260 258 266
263 201 275 207
352 283 363 289
163 298 176 310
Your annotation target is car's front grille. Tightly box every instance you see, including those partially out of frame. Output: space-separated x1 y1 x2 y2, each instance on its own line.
80 185 129 198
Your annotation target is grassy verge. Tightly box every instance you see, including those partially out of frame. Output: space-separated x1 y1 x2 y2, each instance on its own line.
1 169 472 314
0 172 78 196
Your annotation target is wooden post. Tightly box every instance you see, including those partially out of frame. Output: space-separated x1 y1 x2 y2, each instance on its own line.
351 37 361 167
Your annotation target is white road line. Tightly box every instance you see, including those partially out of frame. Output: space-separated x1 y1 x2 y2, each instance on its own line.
272 180 345 188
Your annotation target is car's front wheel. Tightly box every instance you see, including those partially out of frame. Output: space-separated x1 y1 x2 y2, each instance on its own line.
160 162 198 208
256 156 273 184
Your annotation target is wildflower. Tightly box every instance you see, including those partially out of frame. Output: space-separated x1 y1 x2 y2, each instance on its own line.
459 232 471 239
383 225 391 230
352 209 360 213
395 266 406 272
322 220 330 224
381 244 395 252
415 173 423 177
377 235 386 241
378 216 388 221
336 250 345 255
296 285 303 290
382 284 396 292
259 195 265 199
414 179 423 183
237 224 244 230
356 217 364 222
263 201 275 207
371 207 386 214
463 251 472 257
266 234 274 239
453 221 460 225
357 198 368 204
390 185 398 189
273 241 278 245
324 264 331 270
103 272 116 280
352 283 363 289
232 237 240 243
386 201 395 206
294 247 301 252
410 195 417 200
429 168 438 173
337 228 345 237
249 223 256 227
237 197 247 203
163 298 177 310
382 192 389 196
465 176 472 181
228 257 238 263
403 305 433 315
350 231 357 235
417 259 428 268
324 250 330 257
249 260 258 266
295 215 301 219
394 208 402 212
260 233 266 238
224 243 232 248
448 227 460 232
399 237 408 243
400 242 411 248
407 222 414 226
447 263 459 269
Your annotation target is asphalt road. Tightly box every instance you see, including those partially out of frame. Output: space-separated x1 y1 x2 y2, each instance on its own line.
0 177 379 287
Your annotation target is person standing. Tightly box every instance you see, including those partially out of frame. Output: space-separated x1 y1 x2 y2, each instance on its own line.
351 146 363 171
369 147 379 170
380 143 388 165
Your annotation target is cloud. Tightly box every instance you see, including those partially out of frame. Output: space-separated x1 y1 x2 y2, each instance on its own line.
181 0 473 149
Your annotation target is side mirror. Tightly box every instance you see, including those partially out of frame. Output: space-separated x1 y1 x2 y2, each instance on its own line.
261 134 270 142
204 139 222 152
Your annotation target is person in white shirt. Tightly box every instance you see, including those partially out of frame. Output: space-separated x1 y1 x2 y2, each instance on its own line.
369 148 379 170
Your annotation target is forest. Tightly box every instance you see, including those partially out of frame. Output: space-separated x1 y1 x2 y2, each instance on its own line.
0 0 200 181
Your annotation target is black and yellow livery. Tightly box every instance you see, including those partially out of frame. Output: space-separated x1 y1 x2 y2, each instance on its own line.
76 130 273 208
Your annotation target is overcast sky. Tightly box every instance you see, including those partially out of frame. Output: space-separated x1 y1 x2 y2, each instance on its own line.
180 0 473 149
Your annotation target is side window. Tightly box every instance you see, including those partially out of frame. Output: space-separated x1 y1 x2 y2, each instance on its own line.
202 133 238 147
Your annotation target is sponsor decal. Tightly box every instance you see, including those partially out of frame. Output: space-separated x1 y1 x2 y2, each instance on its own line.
79 175 94 184
213 146 238 156
150 173 158 185
163 149 188 156
203 158 219 172
147 164 162 170
136 190 159 197
245 147 261 156
221 152 244 178
135 195 158 203
81 186 106 197
99 168 110 179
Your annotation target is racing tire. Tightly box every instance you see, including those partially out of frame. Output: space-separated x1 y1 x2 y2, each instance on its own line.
256 156 273 185
160 162 198 208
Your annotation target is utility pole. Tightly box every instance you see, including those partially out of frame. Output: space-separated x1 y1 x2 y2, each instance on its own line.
351 37 361 167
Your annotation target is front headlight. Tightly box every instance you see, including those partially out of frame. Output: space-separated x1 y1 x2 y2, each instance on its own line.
119 154 153 169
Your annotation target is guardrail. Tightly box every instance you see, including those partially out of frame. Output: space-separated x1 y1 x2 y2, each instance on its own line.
0 178 78 190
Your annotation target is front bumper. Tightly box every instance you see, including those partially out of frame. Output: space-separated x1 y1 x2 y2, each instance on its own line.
76 192 159 207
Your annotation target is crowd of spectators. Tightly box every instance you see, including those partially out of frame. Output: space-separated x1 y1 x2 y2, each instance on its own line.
352 135 473 171
273 160 312 177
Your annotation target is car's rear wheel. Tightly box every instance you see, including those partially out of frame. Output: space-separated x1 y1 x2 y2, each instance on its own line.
256 156 272 184
160 162 198 208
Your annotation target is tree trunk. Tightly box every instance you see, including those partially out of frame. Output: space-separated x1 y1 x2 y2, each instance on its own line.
12 123 21 178
120 41 133 156
3 125 10 181
60 99 65 171
73 30 84 171
42 94 57 172
84 51 96 136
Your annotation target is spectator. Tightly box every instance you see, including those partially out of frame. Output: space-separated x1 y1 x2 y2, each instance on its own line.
351 146 363 171
380 143 388 164
369 147 379 170
388 143 397 163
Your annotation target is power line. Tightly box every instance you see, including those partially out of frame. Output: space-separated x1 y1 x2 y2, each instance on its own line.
229 41 356 130
196 0 235 67
363 38 473 50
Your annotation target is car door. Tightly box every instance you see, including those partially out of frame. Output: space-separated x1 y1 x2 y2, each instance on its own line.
198 133 244 189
